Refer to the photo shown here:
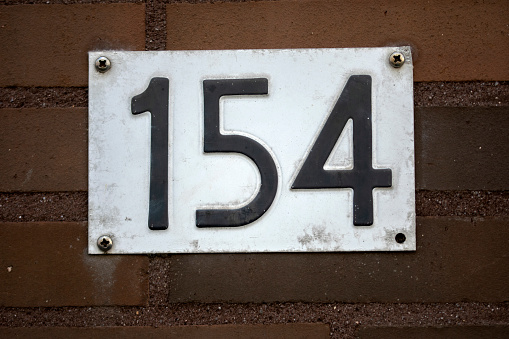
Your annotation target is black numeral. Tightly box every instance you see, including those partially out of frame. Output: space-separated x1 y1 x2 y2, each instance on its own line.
196 78 278 227
132 75 391 229
131 77 169 230
291 75 392 226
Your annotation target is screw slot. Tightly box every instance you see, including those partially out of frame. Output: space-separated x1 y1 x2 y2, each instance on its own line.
389 52 405 68
97 235 113 252
95 56 111 73
395 233 406 244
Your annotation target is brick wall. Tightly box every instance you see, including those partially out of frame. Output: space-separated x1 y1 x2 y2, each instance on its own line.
0 1 508 338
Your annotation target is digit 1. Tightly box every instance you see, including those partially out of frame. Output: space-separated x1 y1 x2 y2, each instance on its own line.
131 77 169 230
292 75 392 226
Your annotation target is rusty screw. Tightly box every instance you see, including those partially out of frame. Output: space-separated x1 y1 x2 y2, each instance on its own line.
389 52 405 68
97 235 113 252
95 56 111 73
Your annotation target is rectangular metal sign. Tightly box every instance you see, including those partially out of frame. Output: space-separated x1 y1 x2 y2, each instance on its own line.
88 47 415 254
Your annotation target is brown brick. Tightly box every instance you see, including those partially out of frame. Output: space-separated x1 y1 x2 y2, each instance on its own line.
0 108 87 192
2 107 507 192
164 217 509 303
167 1 509 81
0 324 330 339
415 107 509 190
0 222 148 307
0 4 145 87
357 325 509 339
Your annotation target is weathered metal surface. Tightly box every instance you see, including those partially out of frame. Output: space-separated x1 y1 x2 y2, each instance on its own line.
88 48 415 254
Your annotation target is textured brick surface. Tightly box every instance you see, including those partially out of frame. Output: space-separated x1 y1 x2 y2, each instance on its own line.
415 107 509 190
0 108 87 192
166 1 509 81
357 325 509 339
0 303 507 339
0 222 148 307
2 107 507 192
163 217 508 303
0 324 330 338
0 4 145 87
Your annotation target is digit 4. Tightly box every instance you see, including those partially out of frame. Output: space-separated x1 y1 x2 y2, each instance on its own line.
291 75 392 226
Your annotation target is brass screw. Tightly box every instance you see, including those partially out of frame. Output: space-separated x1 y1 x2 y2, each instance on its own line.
95 56 111 73
389 52 405 68
97 235 113 252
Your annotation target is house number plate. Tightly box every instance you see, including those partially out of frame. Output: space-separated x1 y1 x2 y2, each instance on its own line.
88 47 415 254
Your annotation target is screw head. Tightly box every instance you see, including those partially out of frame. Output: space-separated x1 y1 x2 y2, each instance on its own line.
389 52 405 68
97 235 113 252
95 56 111 72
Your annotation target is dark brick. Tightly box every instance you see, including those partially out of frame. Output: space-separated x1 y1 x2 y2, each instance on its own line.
0 4 145 87
0 108 87 192
164 217 509 303
415 107 509 190
0 222 148 307
357 325 509 339
0 324 330 338
166 1 509 81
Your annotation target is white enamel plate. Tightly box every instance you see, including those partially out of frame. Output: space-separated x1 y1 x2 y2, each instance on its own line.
88 47 415 254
